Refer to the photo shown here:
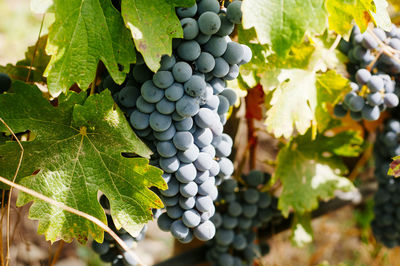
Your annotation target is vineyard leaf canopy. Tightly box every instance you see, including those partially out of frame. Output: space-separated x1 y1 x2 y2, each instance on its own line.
326 0 391 37
121 0 195 72
242 0 327 57
0 82 166 244
42 0 136 96
275 130 362 216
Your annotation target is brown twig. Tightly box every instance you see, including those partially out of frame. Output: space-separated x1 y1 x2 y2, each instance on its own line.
0 175 148 266
246 116 257 169
48 242 52 266
0 190 5 266
0 118 24 266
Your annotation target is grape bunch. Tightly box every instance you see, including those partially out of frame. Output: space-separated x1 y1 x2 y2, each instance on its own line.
205 171 280 266
334 69 398 121
105 0 252 244
91 195 156 265
371 119 400 247
335 25 400 121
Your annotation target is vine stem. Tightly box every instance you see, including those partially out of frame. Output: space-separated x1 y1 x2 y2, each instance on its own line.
0 118 148 266
233 141 250 182
348 133 375 181
26 14 45 83
0 191 6 266
0 118 24 266
50 241 64 266
329 34 342 52
246 111 257 170
244 84 264 170
90 64 100 96
367 28 400 65
366 50 383 72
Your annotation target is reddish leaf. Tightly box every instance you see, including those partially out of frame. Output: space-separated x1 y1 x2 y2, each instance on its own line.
389 156 400 177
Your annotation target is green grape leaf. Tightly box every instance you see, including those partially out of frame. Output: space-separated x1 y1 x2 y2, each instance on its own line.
326 0 391 36
0 134 8 145
0 82 165 244
43 0 135 96
237 26 270 74
264 68 317 139
261 39 345 138
121 0 195 72
260 43 316 90
316 70 351 133
389 156 400 177
268 44 316 70
242 0 327 57
0 35 50 83
291 213 313 247
275 130 362 216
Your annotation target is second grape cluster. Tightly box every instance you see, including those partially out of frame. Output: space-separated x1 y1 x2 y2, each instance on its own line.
206 170 280 266
335 25 400 121
372 119 400 248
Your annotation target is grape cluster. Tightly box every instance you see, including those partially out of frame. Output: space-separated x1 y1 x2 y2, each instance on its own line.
372 119 400 247
335 25 400 121
105 0 252 243
92 195 157 265
334 69 398 121
205 170 280 266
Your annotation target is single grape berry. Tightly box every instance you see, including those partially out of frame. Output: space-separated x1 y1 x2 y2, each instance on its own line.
0 73 12 93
